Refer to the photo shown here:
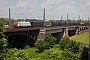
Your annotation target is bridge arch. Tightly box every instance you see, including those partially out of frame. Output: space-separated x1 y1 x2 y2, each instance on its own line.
5 30 39 49
68 29 77 37
6 33 35 40
7 33 36 49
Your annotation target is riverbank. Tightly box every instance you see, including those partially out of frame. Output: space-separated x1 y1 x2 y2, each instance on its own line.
70 32 89 44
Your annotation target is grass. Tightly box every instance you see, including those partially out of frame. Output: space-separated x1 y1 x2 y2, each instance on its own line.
70 32 89 44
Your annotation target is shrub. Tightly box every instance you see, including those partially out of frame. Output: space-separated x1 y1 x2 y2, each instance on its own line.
35 33 56 52
61 50 81 60
59 37 81 53
3 48 29 60
24 45 30 49
35 40 46 52
44 33 56 48
81 46 88 60
0 18 8 60
59 37 70 50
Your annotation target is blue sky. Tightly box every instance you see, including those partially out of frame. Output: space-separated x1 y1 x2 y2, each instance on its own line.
0 0 90 20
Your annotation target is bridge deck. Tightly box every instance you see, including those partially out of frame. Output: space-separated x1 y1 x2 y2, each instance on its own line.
6 25 80 33
40 25 79 30
6 27 40 32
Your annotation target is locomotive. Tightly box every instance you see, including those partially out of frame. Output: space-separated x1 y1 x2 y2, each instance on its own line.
13 21 31 27
12 21 89 28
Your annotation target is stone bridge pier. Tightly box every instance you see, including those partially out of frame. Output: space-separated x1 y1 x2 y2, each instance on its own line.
76 26 89 35
37 26 89 42
37 28 64 43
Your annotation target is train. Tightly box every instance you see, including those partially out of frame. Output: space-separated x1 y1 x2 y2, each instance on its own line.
12 21 89 28
12 21 51 27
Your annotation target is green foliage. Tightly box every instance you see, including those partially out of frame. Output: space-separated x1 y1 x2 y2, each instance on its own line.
24 47 38 59
53 44 60 49
0 39 7 51
69 40 81 53
34 48 81 60
3 48 29 60
81 46 88 60
61 50 81 60
45 48 62 60
59 37 70 50
0 18 8 60
24 36 87 60
0 40 8 60
1 18 14 25
59 37 81 53
35 40 46 52
24 45 30 49
44 33 56 47
0 18 6 39
35 33 56 52
58 37 88 59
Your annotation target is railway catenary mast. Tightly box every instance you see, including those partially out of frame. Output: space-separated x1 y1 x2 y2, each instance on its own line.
88 17 89 22
61 15 62 20
74 17 75 21
9 8 11 28
78 15 80 20
43 8 46 26
67 13 68 20
43 8 45 21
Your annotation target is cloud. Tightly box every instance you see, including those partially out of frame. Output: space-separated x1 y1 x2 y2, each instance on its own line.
56 5 63 9
57 5 74 10
80 0 90 9
56 1 76 10
0 0 8 10
28 10 34 13
10 0 37 9
84 0 90 5
46 0 68 4
17 1 28 7
86 1 90 5
42 0 68 8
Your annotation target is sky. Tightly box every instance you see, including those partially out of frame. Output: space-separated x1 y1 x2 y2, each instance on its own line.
0 0 90 20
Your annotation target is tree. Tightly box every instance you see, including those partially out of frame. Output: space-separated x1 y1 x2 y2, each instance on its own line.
35 33 56 52
0 18 6 39
3 48 29 60
44 33 56 48
0 18 7 60
35 40 46 52
59 37 81 53
35 40 50 52
59 37 70 50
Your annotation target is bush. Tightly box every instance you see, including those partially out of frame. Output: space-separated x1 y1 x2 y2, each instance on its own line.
35 33 56 52
61 50 81 60
0 18 8 60
81 46 88 60
24 45 30 49
59 37 70 50
35 40 46 52
3 48 29 60
59 37 81 53
59 37 86 59
44 33 56 48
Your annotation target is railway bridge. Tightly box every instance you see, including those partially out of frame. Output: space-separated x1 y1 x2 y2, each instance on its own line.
5 25 89 48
